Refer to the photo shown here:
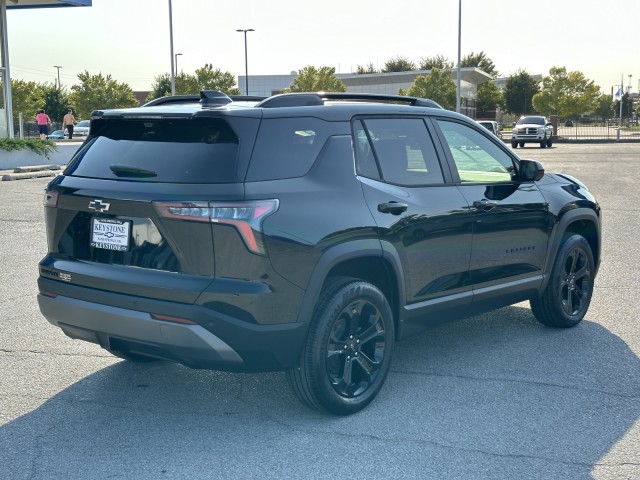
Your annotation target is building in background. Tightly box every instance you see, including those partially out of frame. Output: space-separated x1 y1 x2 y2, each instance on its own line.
238 67 492 118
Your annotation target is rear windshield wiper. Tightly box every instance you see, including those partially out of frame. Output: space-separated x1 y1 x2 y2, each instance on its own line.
109 164 157 177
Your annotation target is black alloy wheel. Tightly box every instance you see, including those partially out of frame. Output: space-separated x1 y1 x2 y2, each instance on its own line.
287 277 394 415
325 296 388 398
531 235 594 328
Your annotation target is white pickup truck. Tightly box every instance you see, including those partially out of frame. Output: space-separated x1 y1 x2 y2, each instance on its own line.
511 115 553 148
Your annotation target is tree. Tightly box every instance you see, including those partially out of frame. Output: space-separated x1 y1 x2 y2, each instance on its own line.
286 66 346 92
406 69 456 110
503 69 540 116
476 81 504 118
355 62 380 75
613 92 634 117
146 65 241 102
145 72 198 101
382 56 416 73
461 51 498 78
194 64 241 94
70 71 138 119
41 83 72 124
418 55 453 71
592 93 614 119
532 67 600 117
9 79 43 124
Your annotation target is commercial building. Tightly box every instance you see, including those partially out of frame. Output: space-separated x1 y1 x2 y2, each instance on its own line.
238 67 493 118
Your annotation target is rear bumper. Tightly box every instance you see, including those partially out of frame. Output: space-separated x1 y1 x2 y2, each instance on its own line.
37 277 309 372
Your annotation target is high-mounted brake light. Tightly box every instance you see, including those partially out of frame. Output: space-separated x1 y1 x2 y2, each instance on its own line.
153 199 279 255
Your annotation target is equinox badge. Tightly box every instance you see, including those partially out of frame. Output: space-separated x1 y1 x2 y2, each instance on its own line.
88 199 110 213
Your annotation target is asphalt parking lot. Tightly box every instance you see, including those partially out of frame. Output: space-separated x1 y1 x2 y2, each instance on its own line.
1 143 638 479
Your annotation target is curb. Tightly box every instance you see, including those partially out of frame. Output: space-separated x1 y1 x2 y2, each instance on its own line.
1 164 63 181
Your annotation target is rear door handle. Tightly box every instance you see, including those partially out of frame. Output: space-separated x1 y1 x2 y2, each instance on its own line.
473 199 498 210
378 202 408 215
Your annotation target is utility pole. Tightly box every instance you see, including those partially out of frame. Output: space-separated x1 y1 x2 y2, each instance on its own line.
456 0 461 113
53 65 62 89
236 28 254 96
168 0 176 95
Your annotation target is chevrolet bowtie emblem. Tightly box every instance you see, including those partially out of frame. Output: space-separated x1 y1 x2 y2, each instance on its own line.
88 199 111 213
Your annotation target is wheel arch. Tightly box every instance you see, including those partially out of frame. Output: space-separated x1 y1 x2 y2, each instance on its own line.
295 239 405 339
542 208 601 291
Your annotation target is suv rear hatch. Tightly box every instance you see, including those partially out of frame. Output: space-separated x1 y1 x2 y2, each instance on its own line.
40 113 273 305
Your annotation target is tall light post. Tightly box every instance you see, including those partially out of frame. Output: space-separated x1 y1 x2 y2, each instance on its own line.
456 0 462 114
168 0 176 95
175 53 183 74
53 65 62 89
236 28 254 96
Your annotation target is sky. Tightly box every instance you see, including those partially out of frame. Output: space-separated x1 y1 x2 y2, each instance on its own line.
4 0 639 94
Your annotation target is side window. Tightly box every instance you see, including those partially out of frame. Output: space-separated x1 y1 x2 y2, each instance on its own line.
354 117 444 186
354 120 380 179
247 117 332 181
436 119 515 183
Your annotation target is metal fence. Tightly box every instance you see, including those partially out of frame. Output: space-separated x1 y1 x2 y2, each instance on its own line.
499 116 640 142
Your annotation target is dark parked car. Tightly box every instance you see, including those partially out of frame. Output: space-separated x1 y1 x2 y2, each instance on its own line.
46 129 67 139
37 91 601 415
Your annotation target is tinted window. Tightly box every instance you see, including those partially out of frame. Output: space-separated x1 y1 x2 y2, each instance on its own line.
247 117 334 181
65 118 241 183
355 117 444 186
436 120 515 183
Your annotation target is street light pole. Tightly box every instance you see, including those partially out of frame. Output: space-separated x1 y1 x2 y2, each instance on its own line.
236 28 254 96
168 0 176 95
456 0 462 114
53 65 62 89
175 53 183 74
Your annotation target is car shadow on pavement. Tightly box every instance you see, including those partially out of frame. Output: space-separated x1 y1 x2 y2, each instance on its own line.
1 305 639 479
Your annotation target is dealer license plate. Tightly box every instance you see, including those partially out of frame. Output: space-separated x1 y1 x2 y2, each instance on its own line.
90 218 131 251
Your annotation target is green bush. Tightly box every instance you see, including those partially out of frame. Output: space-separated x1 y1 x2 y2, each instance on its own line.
0 138 57 158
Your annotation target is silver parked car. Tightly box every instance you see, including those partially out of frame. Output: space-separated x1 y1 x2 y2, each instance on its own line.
73 120 90 137
477 120 501 137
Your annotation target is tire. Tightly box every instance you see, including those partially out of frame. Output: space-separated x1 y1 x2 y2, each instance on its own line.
530 235 594 328
547 137 553 147
511 141 518 148
519 142 525 148
287 277 395 415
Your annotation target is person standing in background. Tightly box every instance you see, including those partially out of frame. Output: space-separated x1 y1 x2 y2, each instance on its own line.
62 109 77 139
35 109 51 140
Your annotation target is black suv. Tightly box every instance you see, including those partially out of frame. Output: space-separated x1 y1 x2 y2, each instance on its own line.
37 91 601 415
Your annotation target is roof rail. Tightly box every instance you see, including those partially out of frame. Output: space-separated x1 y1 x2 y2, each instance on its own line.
256 92 443 109
142 92 265 107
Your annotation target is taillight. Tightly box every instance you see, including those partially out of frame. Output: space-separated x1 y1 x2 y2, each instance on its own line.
153 199 278 255
43 189 58 207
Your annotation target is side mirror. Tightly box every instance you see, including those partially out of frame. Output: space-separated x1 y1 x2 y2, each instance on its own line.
519 159 545 181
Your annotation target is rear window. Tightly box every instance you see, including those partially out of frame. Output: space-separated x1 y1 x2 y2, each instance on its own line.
64 118 240 183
